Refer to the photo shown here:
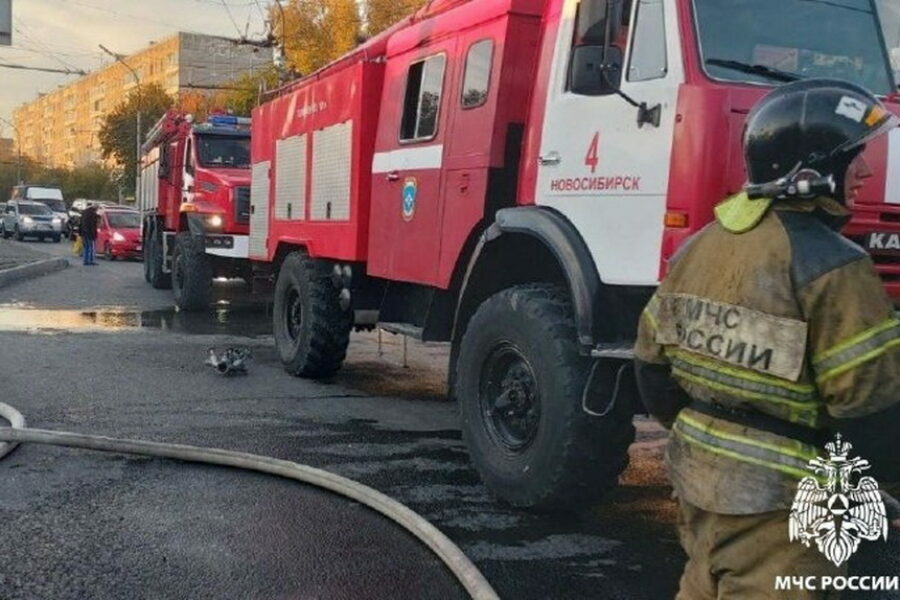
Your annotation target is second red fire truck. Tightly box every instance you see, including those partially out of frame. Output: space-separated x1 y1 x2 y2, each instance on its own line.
138 110 253 310
246 0 900 510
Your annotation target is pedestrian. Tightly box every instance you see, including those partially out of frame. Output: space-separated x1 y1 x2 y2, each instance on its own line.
634 79 900 599
79 203 99 266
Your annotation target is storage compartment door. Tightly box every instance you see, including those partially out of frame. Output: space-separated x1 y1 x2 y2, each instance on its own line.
249 160 271 260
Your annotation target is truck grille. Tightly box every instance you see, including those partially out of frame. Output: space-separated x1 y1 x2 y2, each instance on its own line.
234 186 251 224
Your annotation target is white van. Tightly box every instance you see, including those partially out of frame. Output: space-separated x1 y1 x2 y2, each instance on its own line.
11 185 68 228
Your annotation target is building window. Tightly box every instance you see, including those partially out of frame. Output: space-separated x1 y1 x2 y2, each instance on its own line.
461 40 493 109
400 54 446 142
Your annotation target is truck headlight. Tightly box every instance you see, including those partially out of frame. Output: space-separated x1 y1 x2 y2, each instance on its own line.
53 217 62 225
206 214 223 229
112 232 126 242
22 216 33 224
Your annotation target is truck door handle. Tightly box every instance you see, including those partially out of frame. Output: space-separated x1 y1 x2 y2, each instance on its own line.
386 171 400 182
538 152 561 166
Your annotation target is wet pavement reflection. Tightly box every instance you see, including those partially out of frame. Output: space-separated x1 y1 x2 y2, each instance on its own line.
0 303 272 336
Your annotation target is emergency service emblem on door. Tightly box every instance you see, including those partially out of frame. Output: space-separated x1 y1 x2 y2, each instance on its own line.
789 434 887 567
402 177 417 221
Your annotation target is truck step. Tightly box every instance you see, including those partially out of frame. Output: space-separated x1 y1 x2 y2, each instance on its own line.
590 342 635 360
378 322 424 339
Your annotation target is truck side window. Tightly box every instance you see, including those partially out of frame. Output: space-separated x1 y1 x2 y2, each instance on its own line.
461 40 494 109
568 0 632 93
627 0 666 82
400 54 447 142
184 138 194 175
574 0 630 49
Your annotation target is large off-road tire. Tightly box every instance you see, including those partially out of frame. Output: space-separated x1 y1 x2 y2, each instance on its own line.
0 223 8 239
273 251 352 378
147 227 171 290
456 283 635 511
172 232 213 311
14 226 24 241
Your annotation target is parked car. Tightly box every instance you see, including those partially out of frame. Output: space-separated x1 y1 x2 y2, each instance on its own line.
68 200 121 239
12 185 69 230
1 200 64 242
97 208 142 260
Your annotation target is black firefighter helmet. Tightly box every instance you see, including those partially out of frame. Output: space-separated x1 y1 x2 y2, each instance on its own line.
743 78 900 203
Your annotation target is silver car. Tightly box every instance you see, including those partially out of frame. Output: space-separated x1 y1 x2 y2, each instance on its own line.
1 200 64 242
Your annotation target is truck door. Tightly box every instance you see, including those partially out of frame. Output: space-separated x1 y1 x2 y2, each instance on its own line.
534 0 682 286
369 41 456 285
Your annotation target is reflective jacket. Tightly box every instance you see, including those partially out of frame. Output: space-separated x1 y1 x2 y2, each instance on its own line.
635 196 900 514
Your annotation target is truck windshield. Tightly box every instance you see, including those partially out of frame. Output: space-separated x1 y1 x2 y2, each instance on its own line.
694 0 894 94
106 212 140 228
196 135 250 169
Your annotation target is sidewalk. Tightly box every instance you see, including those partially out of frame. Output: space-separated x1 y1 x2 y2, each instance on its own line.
0 239 68 289
0 239 51 271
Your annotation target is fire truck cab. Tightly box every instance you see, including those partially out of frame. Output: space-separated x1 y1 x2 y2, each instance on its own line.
139 111 253 310
251 0 900 510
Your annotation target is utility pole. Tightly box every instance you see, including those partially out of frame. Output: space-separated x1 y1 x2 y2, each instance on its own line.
0 115 23 184
99 44 142 204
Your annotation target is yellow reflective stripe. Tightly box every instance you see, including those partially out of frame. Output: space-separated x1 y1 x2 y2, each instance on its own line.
672 369 812 411
673 425 813 481
678 412 817 462
642 296 660 331
813 318 899 364
670 349 815 395
817 338 900 383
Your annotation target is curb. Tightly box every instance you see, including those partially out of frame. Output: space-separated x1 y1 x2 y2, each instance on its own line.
0 257 69 289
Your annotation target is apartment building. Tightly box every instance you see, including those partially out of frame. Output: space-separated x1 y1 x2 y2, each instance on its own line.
13 32 269 168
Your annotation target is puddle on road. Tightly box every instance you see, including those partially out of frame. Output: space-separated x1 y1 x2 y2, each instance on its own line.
0 304 272 336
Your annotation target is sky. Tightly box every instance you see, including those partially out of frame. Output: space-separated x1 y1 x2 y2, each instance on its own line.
0 0 268 135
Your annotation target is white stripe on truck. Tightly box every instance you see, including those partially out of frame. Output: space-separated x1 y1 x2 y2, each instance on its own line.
372 144 443 173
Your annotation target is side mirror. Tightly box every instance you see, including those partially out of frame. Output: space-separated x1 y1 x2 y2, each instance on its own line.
570 45 623 96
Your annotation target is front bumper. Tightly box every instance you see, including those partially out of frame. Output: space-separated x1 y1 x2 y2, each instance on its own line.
20 222 62 234
204 234 249 259
109 240 143 257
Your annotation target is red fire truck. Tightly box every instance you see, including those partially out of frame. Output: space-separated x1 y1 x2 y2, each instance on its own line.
138 110 253 310
249 0 900 509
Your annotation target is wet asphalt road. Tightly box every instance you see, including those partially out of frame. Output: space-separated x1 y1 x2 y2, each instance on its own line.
17 239 898 599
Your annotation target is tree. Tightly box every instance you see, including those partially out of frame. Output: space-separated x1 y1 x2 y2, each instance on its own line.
0 159 121 204
219 67 281 117
98 83 173 194
274 0 362 76
365 0 427 36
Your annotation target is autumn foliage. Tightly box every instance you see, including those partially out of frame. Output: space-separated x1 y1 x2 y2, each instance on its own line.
273 0 429 77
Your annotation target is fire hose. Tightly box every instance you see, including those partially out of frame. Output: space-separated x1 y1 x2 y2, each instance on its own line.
0 402 499 600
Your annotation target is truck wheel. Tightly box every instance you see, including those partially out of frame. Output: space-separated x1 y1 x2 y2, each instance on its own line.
15 226 24 241
0 223 7 239
273 251 352 378
456 283 634 511
172 232 213 311
147 228 171 290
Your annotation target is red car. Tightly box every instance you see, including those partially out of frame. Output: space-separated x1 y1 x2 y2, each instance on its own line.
97 209 142 260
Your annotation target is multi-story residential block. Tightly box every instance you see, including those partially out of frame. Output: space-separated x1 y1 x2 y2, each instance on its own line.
13 32 269 168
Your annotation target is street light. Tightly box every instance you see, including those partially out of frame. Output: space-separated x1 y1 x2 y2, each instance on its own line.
0 115 23 184
99 44 142 204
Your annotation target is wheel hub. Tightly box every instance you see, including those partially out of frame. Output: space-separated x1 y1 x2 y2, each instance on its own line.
285 289 302 341
481 344 540 452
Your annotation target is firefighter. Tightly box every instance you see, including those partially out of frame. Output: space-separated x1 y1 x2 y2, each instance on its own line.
634 78 900 598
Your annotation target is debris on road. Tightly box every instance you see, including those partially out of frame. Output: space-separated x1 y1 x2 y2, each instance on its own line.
206 346 252 376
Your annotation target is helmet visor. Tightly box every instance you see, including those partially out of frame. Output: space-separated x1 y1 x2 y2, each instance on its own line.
833 106 900 156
